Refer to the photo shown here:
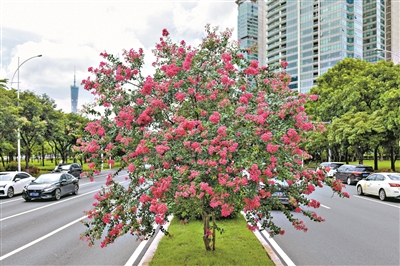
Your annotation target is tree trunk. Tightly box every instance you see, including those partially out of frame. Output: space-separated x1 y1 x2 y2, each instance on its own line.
374 145 378 170
390 146 395 171
202 211 212 251
42 145 45 166
25 147 30 170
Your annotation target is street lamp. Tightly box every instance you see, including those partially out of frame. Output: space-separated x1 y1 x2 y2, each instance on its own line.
374 48 400 63
9 55 42 172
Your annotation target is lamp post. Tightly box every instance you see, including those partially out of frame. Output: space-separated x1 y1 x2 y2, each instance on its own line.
10 55 42 172
374 48 400 63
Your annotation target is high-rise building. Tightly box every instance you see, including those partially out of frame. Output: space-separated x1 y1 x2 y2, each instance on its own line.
236 0 264 60
238 0 400 93
70 70 79 114
380 0 400 64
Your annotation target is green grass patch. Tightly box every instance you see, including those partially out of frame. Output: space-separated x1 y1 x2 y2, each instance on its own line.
150 214 274 266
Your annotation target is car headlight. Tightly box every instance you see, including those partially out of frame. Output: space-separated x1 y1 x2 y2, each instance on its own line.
44 186 56 192
0 185 6 188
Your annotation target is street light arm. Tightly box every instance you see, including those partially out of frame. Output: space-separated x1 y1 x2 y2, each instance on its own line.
374 48 400 59
9 55 42 88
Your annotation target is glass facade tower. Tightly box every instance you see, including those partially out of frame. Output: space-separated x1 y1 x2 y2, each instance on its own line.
237 0 260 62
266 0 363 93
239 0 399 93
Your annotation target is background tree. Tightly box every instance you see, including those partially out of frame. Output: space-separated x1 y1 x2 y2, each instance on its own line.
49 111 89 164
19 91 57 170
307 58 400 170
0 87 18 166
79 26 349 250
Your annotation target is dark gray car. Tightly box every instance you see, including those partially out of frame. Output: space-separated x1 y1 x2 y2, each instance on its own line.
52 163 82 178
334 164 374 185
22 172 79 201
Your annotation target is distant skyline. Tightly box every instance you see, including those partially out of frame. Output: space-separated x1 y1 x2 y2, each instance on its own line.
1 1 238 113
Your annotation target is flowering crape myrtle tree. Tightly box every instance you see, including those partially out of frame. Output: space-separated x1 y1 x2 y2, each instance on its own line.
79 25 349 250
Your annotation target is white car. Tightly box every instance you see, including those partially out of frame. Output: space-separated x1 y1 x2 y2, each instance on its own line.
316 162 344 178
356 172 400 201
0 171 36 198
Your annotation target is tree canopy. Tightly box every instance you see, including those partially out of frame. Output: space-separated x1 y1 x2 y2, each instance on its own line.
306 58 400 168
79 25 348 250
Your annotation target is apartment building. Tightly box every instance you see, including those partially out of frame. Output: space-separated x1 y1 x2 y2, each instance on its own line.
237 0 400 93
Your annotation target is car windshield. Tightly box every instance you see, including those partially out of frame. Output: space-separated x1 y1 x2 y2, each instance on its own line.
0 174 13 181
330 163 343 169
387 174 400 181
355 166 373 172
60 165 71 170
35 174 61 183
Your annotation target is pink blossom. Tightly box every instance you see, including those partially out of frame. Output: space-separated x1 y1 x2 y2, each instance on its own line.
266 143 279 153
217 126 227 137
175 92 186 101
209 112 220 124
128 163 136 173
280 61 288 68
162 28 169 36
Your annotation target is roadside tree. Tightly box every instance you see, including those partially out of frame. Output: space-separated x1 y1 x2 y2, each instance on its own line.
79 26 349 250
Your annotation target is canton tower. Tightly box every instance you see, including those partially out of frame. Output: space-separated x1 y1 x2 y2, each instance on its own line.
70 69 79 113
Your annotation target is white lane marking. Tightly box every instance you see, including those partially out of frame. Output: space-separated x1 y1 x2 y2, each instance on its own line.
133 215 173 266
0 189 99 222
354 195 400 209
321 204 331 209
0 198 23 204
258 229 296 266
0 183 95 205
0 215 86 261
240 211 295 266
0 180 130 221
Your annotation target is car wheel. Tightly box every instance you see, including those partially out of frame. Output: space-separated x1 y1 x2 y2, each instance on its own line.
7 187 14 198
54 189 61 200
379 189 386 201
357 185 364 195
73 184 79 195
347 177 352 185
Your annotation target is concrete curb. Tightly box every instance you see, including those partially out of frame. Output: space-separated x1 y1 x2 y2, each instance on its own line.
253 230 285 266
137 217 172 266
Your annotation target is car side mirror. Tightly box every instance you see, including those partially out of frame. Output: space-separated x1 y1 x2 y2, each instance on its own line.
14 178 21 182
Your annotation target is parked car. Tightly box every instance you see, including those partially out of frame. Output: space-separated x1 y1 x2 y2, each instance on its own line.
242 170 291 209
334 164 374 185
0 171 36 198
259 178 291 209
316 162 344 178
52 163 82 178
356 172 400 201
22 172 79 201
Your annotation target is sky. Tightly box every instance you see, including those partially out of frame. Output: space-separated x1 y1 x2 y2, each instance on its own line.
1 0 238 113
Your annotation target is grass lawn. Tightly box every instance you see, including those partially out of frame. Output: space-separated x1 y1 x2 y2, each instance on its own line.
149 214 274 266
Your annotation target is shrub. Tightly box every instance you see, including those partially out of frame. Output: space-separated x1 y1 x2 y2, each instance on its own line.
5 161 18 171
27 166 40 176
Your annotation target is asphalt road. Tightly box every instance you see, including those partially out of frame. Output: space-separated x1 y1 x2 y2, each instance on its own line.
0 169 148 266
265 184 400 266
2 171 399 266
